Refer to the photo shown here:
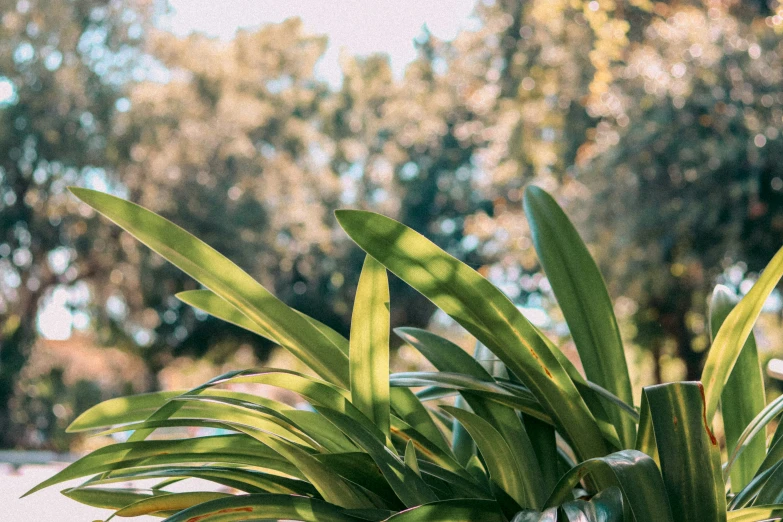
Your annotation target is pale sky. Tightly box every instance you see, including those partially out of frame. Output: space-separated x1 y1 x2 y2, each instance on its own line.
163 0 478 85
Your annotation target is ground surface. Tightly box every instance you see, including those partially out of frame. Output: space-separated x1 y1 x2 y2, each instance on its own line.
3 463 156 521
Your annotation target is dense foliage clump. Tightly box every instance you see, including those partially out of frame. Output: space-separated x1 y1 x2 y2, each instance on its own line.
28 186 783 521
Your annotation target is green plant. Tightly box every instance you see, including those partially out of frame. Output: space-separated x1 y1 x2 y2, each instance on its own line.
26 185 783 521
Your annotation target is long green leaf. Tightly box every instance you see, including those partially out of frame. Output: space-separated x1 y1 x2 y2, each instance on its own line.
389 415 468 477
710 285 766 493
317 407 438 508
643 382 726 522
395 328 492 381
726 394 783 479
60 487 157 510
451 395 475 466
335 209 608 461
67 388 294 433
181 292 444 452
350 255 391 438
730 461 783 510
114 492 231 517
70 187 349 386
443 406 530 508
385 499 505 521
544 449 673 522
80 465 318 496
25 435 291 496
755 462 783 505
245 429 370 509
702 244 783 422
561 487 624 522
392 329 545 505
177 289 349 355
389 387 451 453
511 508 558 522
524 185 635 448
161 494 363 522
727 505 783 521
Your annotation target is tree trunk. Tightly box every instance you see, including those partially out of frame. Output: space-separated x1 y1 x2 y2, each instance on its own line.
0 316 36 448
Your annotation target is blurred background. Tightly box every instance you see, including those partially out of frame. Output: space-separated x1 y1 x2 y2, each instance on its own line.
2 0 783 456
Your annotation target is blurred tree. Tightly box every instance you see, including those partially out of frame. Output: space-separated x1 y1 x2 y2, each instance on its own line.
107 18 488 367
0 0 152 447
101 19 342 376
584 2 783 380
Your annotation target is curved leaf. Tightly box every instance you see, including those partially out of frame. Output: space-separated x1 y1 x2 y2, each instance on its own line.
177 288 349 355
25 435 292 496
161 494 363 522
350 255 391 438
335 209 608 461
317 407 437 508
385 499 505 521
61 487 157 511
443 405 533 508
524 186 635 448
727 505 783 521
710 285 766 493
726 393 783 480
561 487 624 522
114 492 231 517
702 244 783 422
545 449 673 522
643 382 726 522
70 187 349 386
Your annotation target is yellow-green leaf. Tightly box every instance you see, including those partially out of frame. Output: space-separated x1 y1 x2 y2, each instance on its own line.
702 244 783 422
350 255 391 438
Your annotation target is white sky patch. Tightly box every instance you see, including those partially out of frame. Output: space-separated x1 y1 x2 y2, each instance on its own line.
163 0 477 85
37 287 72 340
0 77 16 104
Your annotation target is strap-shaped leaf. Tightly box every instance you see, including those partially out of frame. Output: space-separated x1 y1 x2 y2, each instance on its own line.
395 328 492 381
443 406 530 508
755 461 783 505
70 188 349 386
727 505 783 521
389 415 468 477
61 487 158 510
350 255 391 438
524 186 635 448
114 492 231 517
560 487 623 522
451 395 475 466
710 285 765 493
393 329 545 506
130 369 384 444
404 440 421 477
730 461 783 510
161 494 364 522
316 407 438 508
79 465 317 496
702 244 783 421
544 449 673 522
177 289 349 354
643 382 726 522
726 394 783 480
25 435 291 496
67 390 183 432
245 429 370 509
335 210 608 461
511 508 558 522
385 499 505 521
389 387 452 453
182 289 445 452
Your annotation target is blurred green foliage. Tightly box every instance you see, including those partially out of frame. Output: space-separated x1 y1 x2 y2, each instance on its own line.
2 0 783 449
